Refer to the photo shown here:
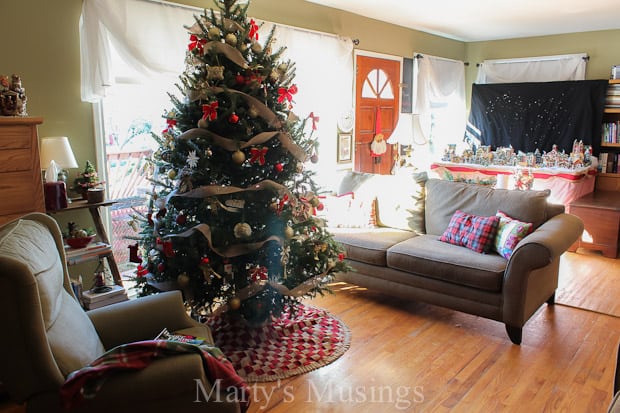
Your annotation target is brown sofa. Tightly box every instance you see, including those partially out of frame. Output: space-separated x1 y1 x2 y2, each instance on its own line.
328 171 584 344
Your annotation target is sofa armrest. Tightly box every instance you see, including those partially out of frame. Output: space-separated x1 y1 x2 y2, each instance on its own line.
514 213 584 261
87 291 202 350
502 213 583 326
62 353 241 413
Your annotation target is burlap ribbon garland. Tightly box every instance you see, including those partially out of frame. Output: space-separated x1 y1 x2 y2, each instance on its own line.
168 222 284 259
170 178 293 201
187 87 283 129
167 222 334 316
177 128 308 162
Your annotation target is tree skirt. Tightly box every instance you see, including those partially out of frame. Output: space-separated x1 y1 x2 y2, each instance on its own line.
206 304 351 382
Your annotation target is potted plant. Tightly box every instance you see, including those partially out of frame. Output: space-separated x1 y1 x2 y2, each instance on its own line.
73 160 104 200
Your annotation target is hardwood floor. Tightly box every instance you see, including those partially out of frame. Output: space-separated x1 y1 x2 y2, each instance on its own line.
1 252 618 412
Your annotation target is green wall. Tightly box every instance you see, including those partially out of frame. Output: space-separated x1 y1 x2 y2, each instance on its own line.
1 0 619 171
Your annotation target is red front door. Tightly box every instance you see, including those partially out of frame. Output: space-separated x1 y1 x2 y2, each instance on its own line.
355 55 400 174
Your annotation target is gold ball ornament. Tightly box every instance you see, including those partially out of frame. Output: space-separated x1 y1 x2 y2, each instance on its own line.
284 226 294 240
233 222 252 239
232 150 246 165
229 297 241 310
225 33 238 47
248 106 259 118
208 27 221 40
310 197 320 207
168 169 177 179
251 42 262 53
197 117 209 129
177 273 190 287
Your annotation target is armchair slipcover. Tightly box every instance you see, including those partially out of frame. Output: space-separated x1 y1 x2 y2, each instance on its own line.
0 213 241 412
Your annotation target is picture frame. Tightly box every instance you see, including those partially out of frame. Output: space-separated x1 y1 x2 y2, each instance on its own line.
337 133 352 163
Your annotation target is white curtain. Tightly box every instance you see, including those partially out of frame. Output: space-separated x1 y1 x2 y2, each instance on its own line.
80 0 199 102
261 25 354 189
476 53 587 84
80 0 354 190
412 54 466 168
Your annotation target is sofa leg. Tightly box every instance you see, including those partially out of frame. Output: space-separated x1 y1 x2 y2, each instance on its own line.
546 292 556 305
505 325 522 345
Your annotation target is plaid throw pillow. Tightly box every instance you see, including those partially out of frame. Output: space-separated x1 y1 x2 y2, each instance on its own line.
494 210 533 259
439 210 500 253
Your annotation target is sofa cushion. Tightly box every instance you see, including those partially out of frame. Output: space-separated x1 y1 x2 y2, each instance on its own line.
0 219 105 376
439 210 500 253
333 228 415 266
337 170 428 234
494 211 533 259
387 235 507 292
318 193 376 228
425 179 551 236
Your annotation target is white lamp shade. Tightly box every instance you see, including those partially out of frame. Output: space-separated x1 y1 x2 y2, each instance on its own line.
39 136 79 169
387 114 414 145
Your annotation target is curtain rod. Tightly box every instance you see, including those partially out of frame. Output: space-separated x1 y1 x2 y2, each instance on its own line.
415 53 469 66
476 54 589 67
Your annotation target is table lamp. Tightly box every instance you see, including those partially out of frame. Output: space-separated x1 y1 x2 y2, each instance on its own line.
39 136 79 209
387 114 415 167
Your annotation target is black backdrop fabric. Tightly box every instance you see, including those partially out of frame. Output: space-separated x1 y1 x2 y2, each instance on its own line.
468 80 608 156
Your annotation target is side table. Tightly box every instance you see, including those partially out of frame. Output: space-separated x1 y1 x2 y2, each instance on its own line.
568 191 620 258
47 199 122 285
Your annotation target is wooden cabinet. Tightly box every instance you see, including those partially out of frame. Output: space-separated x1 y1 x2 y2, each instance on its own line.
0 117 45 225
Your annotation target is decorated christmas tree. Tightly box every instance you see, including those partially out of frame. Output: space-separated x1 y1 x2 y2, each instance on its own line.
132 0 349 326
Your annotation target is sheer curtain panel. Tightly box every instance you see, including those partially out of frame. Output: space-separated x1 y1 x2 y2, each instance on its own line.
475 53 588 84
80 0 198 102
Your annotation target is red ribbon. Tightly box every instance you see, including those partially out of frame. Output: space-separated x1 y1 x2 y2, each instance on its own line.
276 194 289 215
202 102 219 121
309 112 319 130
277 85 298 104
250 266 268 282
156 238 175 258
249 19 259 41
162 118 176 134
136 265 148 277
188 34 207 52
250 147 268 165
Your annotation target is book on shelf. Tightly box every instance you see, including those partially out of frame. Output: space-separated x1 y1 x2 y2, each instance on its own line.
64 242 112 265
82 284 128 309
154 328 208 345
600 152 619 174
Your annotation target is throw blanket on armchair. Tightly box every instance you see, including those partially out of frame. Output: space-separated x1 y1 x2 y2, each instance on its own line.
60 340 250 411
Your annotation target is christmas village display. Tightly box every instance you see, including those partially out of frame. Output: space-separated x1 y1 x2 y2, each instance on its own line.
439 140 592 190
441 139 592 169
130 0 349 326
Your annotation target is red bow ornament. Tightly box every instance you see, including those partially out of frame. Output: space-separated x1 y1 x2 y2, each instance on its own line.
188 34 207 53
250 147 268 165
309 112 320 130
277 84 298 104
248 19 259 41
162 118 176 134
202 101 219 121
250 266 268 282
135 265 149 277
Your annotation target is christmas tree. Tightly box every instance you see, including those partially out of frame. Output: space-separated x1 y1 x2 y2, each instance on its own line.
132 0 349 326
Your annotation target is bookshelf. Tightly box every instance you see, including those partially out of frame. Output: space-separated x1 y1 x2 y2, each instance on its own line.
598 79 620 191
47 199 122 285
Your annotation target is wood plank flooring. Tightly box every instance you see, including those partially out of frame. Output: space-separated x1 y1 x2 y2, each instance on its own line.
1 251 618 413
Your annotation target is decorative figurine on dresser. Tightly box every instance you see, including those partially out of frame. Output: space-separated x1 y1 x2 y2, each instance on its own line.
0 74 28 116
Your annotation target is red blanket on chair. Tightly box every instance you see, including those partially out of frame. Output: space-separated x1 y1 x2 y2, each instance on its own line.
60 340 249 411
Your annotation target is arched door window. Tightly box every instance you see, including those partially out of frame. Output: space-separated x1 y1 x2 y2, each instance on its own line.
362 69 395 99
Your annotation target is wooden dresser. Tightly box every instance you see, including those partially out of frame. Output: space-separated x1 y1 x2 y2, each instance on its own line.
0 117 45 226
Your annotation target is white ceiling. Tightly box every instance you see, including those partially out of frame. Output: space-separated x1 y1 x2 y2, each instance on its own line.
304 0 620 42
